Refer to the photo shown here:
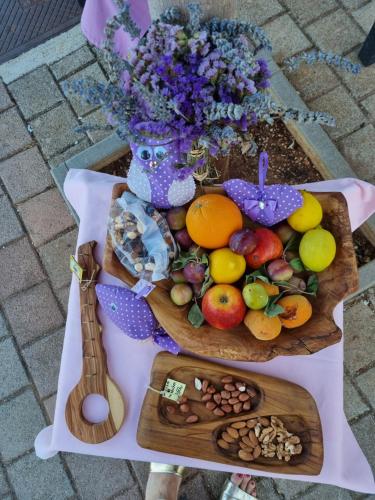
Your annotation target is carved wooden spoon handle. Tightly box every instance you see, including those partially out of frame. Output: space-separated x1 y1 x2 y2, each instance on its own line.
65 241 125 444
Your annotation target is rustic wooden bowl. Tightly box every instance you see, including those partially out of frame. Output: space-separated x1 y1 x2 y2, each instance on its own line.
103 183 358 361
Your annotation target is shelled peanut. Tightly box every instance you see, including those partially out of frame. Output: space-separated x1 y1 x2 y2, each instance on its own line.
217 416 303 463
198 375 257 417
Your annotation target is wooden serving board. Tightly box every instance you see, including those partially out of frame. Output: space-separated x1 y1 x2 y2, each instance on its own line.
137 352 323 475
103 183 358 361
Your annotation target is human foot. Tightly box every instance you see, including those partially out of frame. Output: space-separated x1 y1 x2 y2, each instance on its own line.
219 473 257 499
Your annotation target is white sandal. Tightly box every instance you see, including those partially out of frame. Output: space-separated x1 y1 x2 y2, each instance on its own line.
220 477 258 500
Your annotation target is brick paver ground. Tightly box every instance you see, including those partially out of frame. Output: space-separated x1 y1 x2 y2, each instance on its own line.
0 1 374 498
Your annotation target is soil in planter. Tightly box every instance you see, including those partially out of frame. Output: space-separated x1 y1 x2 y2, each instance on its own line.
101 120 375 267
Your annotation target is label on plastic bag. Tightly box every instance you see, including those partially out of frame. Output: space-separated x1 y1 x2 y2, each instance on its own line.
161 378 186 401
131 279 156 299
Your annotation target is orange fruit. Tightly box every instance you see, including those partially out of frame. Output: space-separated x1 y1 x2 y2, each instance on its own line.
186 194 243 249
277 295 312 328
255 279 280 297
244 310 282 341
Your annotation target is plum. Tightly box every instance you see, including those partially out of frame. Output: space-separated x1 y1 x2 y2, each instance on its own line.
166 207 187 230
229 229 257 255
192 282 203 297
267 259 293 282
170 284 193 306
274 223 297 245
175 228 193 249
170 270 186 284
284 277 307 295
183 262 206 283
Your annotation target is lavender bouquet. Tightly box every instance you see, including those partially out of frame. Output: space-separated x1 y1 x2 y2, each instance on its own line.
65 1 360 159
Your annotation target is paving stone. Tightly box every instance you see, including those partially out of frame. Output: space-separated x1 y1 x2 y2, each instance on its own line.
283 0 337 26
285 60 339 101
43 393 56 423
39 228 78 289
0 195 23 246
0 468 9 496
63 63 107 116
82 109 113 143
344 374 369 420
8 66 63 120
341 50 375 99
263 15 311 63
237 0 284 25
356 367 375 409
352 415 375 474
23 328 65 398
64 453 135 499
0 79 12 112
344 300 375 374
2 282 64 346
7 452 73 499
0 108 32 161
203 469 227 498
51 45 95 80
179 473 210 500
306 10 364 54
130 460 149 492
352 2 375 33
274 478 314 498
0 237 45 301
309 86 365 140
48 138 90 168
0 389 46 460
341 0 368 11
0 312 9 338
114 483 143 499
338 125 375 184
30 102 79 159
300 484 352 499
18 188 74 247
56 286 70 315
0 147 53 203
255 478 281 499
361 93 375 118
0 337 28 399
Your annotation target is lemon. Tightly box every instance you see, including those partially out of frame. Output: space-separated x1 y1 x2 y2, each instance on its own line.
209 248 246 284
299 227 336 272
288 191 323 233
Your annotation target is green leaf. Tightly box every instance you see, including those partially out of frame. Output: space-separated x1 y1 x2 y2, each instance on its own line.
200 276 214 297
264 304 285 318
188 303 205 328
171 250 196 271
200 253 209 265
306 274 319 296
289 258 305 273
283 232 300 254
245 269 270 285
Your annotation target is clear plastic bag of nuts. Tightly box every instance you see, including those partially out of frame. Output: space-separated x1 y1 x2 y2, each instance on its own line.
109 191 177 281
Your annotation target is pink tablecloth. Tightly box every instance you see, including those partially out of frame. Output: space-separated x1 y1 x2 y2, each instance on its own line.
35 169 375 494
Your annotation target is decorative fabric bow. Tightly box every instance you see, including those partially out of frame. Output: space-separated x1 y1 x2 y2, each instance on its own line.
96 284 180 355
223 152 303 226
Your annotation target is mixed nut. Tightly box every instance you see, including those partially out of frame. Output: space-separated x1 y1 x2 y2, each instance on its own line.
217 415 303 463
197 375 258 417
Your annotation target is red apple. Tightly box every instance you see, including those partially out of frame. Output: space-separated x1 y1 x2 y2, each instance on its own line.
245 228 283 269
202 284 246 330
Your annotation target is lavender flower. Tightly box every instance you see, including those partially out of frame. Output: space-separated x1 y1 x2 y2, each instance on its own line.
284 50 361 75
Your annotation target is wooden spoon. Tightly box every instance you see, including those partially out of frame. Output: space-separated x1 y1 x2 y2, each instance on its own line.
65 241 125 443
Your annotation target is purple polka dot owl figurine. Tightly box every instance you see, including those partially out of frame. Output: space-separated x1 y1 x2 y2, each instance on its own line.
127 122 202 209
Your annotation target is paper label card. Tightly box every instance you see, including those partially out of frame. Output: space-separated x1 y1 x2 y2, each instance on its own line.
131 279 156 299
70 255 83 283
161 378 186 401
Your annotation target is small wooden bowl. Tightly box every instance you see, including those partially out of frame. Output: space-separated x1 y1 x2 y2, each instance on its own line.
103 183 358 361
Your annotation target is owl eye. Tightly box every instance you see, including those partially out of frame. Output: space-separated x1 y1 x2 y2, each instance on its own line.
137 146 152 161
154 146 168 161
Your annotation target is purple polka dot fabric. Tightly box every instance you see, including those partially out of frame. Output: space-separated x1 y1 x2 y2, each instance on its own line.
96 284 180 354
224 179 303 226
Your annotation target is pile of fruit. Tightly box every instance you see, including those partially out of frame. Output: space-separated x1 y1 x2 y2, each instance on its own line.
166 191 337 341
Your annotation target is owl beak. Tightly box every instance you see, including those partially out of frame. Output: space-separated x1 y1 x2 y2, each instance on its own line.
149 160 158 168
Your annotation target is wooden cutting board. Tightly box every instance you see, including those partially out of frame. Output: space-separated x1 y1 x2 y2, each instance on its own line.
137 352 323 475
103 183 358 361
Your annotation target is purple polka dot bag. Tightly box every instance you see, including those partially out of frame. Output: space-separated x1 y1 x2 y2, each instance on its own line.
223 152 303 226
96 284 180 354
